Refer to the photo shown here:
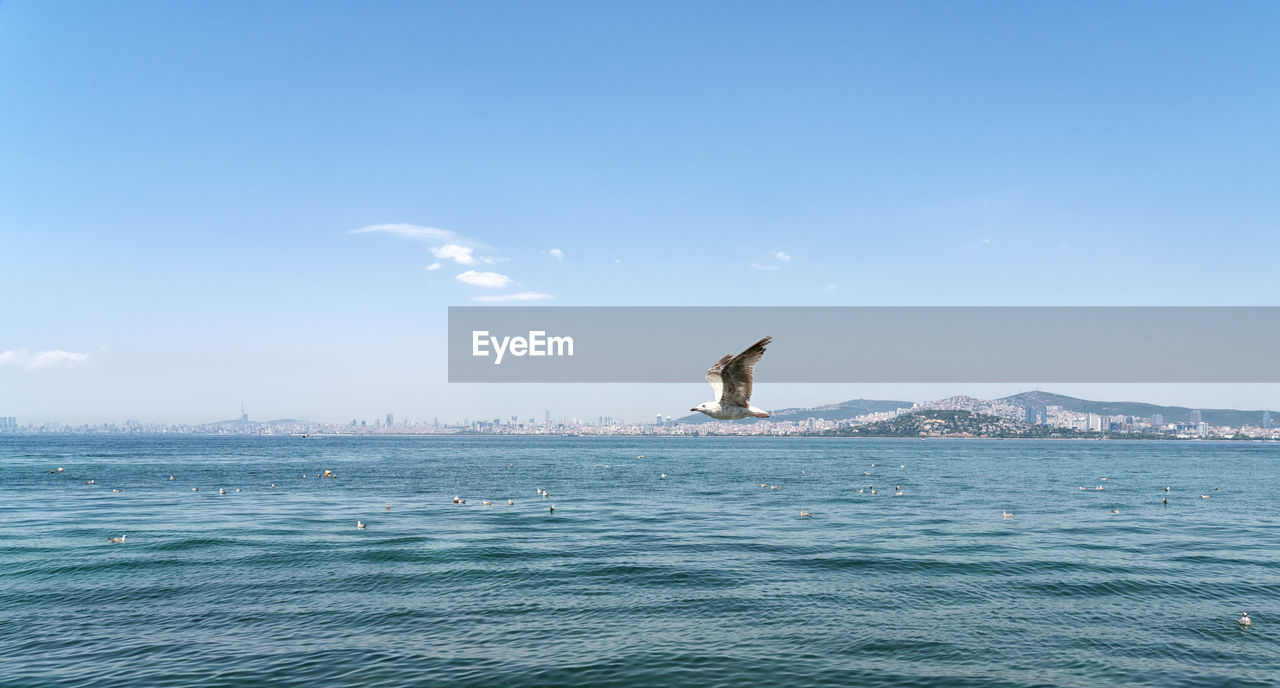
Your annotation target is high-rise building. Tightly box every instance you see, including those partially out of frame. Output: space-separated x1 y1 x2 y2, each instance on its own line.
544 410 551 424
1152 414 1164 427
1263 410 1272 429
1024 406 1036 424
386 413 395 427
1190 409 1202 424
656 414 663 426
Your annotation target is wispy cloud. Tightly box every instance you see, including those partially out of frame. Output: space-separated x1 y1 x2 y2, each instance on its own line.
471 292 554 302
774 251 791 262
456 270 512 288
546 248 564 262
424 263 442 271
0 349 91 370
349 224 468 244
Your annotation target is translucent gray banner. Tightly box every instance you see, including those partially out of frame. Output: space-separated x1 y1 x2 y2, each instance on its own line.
448 307 1280 383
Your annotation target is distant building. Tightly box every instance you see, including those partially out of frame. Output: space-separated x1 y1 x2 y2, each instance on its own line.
1190 409 1202 424
0 417 15 429
544 410 551 424
1152 413 1163 427
1197 421 1208 436
386 413 395 427
1263 410 1272 430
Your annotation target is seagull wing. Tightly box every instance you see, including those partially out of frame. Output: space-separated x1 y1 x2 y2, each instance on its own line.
705 354 734 402
719 336 771 408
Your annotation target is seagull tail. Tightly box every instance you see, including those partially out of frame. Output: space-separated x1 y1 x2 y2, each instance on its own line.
753 411 770 418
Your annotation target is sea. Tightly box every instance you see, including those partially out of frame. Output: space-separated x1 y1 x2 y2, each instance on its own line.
1 435 1277 687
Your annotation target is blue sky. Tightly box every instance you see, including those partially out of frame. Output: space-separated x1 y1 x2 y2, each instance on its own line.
2 1 1278 424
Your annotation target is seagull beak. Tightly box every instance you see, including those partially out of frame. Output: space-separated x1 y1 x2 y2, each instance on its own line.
691 408 698 411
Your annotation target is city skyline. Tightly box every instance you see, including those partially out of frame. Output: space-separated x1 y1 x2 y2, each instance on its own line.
3 388 1276 435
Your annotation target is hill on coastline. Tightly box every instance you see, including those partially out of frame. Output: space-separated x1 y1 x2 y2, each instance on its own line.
1000 391 1273 427
678 391 1274 427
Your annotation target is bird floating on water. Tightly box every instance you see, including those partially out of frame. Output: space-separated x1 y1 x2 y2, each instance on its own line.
85 480 95 485
894 491 903 496
863 472 871 476
637 455 644 459
112 489 121 493
107 534 126 543
1240 612 1251 626
57 467 64 472
1111 509 1120 514
549 504 555 513
357 521 366 529
799 510 811 519
690 336 772 420
169 475 175 480
192 487 198 491
219 488 226 495
660 474 668 479
1001 511 1013 518
856 488 864 494
1165 486 1171 492
482 500 493 506
385 503 391 510
770 485 778 490
870 489 878 495
507 499 514 505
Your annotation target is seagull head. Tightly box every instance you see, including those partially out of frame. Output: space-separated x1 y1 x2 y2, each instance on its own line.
691 402 712 413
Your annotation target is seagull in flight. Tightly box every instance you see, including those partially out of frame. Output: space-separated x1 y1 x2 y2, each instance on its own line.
691 336 772 420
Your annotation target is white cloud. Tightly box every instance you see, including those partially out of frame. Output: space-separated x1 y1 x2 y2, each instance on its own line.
547 248 564 262
349 224 464 243
425 263 441 271
471 292 554 302
613 258 622 264
456 270 512 288
430 244 476 265
774 251 791 262
1 349 91 370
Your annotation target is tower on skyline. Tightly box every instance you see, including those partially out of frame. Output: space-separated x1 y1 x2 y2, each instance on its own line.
240 400 248 423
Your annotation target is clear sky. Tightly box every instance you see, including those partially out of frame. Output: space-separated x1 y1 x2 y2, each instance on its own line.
2 1 1278 425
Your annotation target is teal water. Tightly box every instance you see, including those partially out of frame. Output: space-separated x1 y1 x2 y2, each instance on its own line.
1 436 1277 687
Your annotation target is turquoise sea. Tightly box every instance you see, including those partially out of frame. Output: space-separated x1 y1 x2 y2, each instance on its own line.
1 436 1277 687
